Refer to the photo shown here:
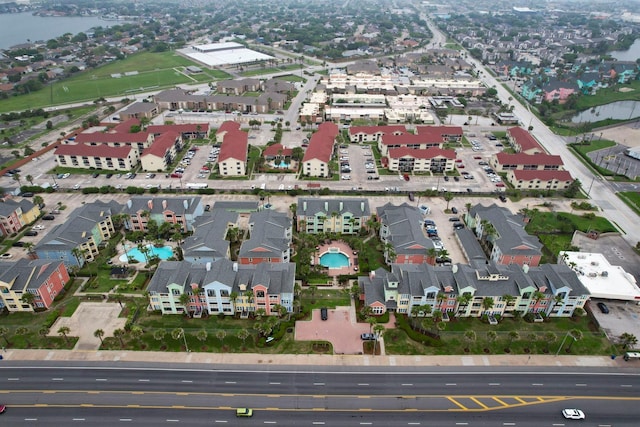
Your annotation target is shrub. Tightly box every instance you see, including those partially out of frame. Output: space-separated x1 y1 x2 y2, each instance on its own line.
44 310 60 328
395 314 444 347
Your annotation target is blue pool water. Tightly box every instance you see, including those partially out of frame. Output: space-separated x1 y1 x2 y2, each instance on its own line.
276 161 288 168
119 245 174 263
320 252 349 268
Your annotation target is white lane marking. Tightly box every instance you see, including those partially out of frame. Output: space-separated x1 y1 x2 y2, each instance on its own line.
455 423 469 426
575 383 586 386
214 421 228 424
52 378 64 381
7 378 19 381
264 422 277 425
24 418 38 421
446 383 457 386
402 383 413 386
166 420 180 422
621 384 632 387
358 383 370 386
96 379 107 381
408 423 421 425
489 383 500 386
224 381 236 384
138 379 150 382
313 382 325 386
312 423 326 425
531 383 543 386
181 380 193 383
73 418 86 421
269 382 281 385
119 419 132 422
503 423 516 426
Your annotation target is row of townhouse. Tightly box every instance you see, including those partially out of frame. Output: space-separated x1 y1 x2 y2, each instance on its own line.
378 125 463 156
359 261 589 318
54 121 209 172
123 197 204 233
0 198 40 237
296 198 370 235
147 259 296 317
491 127 574 191
153 88 287 114
216 121 248 176
377 203 436 265
0 259 70 312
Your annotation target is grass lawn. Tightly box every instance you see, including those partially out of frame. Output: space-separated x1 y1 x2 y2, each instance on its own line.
618 191 640 216
0 51 230 113
385 315 612 356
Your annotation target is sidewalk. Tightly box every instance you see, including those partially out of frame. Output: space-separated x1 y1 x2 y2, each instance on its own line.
1 348 623 368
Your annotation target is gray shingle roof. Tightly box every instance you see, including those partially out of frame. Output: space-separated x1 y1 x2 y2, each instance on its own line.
123 196 202 216
297 198 370 217
182 207 238 262
239 210 291 260
0 259 65 291
376 202 434 255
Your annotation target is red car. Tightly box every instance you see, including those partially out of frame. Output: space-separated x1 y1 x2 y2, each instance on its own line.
457 164 465 168
496 183 505 187
473 156 482 159
0 404 5 414
170 173 183 178
403 174 410 181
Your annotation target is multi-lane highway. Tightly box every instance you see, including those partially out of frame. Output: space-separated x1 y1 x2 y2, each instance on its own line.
1 363 638 425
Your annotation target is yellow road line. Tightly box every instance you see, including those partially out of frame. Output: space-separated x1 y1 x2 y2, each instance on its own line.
515 397 527 404
470 397 488 409
492 397 508 407
447 397 468 410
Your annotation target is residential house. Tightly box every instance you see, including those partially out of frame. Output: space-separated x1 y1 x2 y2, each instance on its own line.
147 123 210 139
54 144 139 171
296 198 370 234
118 101 159 121
506 127 544 154
35 201 122 268
348 125 407 143
140 131 182 172
491 152 564 172
359 261 589 318
123 197 204 233
238 210 292 264
468 204 543 267
0 259 69 312
0 199 40 236
217 121 248 176
73 131 154 154
387 147 456 173
377 203 436 265
182 207 238 264
302 122 339 178
146 259 296 317
508 170 574 190
377 125 462 157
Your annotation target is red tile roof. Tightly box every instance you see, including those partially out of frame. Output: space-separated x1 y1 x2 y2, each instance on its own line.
217 121 241 135
54 143 135 159
263 143 293 158
388 147 457 160
142 131 179 158
218 129 248 162
416 125 463 139
349 125 406 136
496 152 564 166
302 122 338 163
508 127 543 152
147 123 209 135
380 132 439 146
111 118 140 133
513 170 573 181
75 132 150 144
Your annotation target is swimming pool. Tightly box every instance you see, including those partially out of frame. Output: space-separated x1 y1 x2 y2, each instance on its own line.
319 252 349 269
275 160 289 168
119 245 174 263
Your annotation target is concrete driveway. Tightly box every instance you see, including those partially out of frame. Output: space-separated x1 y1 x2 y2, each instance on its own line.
295 305 379 355
50 302 127 351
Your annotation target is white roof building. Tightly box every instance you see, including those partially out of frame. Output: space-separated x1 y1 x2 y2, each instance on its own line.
559 251 640 302
177 42 274 68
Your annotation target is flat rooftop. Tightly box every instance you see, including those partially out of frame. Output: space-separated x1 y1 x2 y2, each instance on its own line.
560 251 640 302
178 42 274 67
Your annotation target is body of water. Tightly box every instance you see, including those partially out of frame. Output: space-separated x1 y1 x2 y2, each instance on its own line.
571 100 640 123
0 12 120 50
320 252 350 269
611 39 640 62
120 245 174 263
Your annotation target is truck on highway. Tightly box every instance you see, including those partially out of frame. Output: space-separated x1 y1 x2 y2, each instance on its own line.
185 183 208 189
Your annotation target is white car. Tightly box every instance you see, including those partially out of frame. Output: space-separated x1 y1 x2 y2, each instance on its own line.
562 409 585 420
73 183 81 190
341 175 351 180
33 225 45 230
62 173 70 179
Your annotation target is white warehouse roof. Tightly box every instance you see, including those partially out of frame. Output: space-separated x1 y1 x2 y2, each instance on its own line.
178 42 274 67
559 251 640 302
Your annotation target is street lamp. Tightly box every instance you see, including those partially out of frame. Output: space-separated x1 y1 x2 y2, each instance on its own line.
178 327 190 352
555 331 575 356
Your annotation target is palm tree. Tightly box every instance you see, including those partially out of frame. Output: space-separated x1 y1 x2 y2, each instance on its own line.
16 326 31 347
444 192 454 210
464 330 476 351
195 329 208 345
620 332 638 349
179 292 191 315
456 293 472 315
113 328 126 348
0 326 10 346
566 329 583 352
481 297 495 313
372 324 385 356
20 292 35 310
33 195 43 207
236 329 250 346
507 331 520 351
486 330 498 348
130 326 143 345
153 329 166 347
215 330 227 346
57 326 71 344
544 332 557 353
94 329 105 345
26 174 34 185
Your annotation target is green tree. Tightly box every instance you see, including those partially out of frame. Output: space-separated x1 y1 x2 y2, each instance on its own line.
215 329 227 346
57 326 71 344
464 330 476 351
566 329 583 352
195 329 208 344
372 323 385 356
236 329 250 346
507 331 520 350
130 326 144 344
94 329 105 345
20 292 35 309
620 332 638 349
16 326 31 347
113 328 126 348
544 331 557 353
0 326 10 346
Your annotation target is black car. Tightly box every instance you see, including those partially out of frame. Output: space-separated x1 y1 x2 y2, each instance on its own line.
443 176 449 181
453 222 464 230
408 192 414 201
42 215 55 220
448 217 460 222
91 173 100 178
19 192 34 197
105 173 113 179
451 207 458 214
204 204 211 211
597 302 610 314
499 195 507 203
453 176 460 182
320 307 328 321
24 230 38 236
12 241 26 247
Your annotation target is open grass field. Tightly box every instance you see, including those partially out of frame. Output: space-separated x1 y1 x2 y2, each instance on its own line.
0 51 230 113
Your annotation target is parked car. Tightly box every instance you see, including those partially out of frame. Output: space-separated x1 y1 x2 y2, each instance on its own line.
562 409 585 420
12 242 26 247
320 307 328 321
408 192 414 201
453 222 464 230
448 217 460 222
403 174 410 181
451 207 458 214
42 215 55 220
499 195 507 203
596 302 609 314
361 333 376 341
24 230 38 236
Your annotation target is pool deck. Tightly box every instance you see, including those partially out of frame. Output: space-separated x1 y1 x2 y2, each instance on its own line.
313 240 359 277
